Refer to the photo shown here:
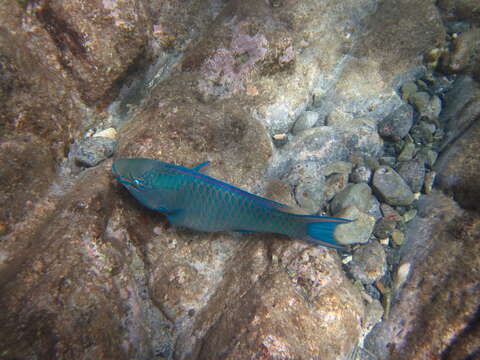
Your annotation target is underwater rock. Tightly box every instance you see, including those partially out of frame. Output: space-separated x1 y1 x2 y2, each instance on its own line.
350 164 372 184
74 137 117 167
373 218 397 239
333 205 375 245
377 103 414 141
292 111 320 135
396 160 425 193
372 166 415 206
330 183 373 214
349 240 386 284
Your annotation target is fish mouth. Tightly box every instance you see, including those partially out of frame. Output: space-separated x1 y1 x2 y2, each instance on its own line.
112 160 139 188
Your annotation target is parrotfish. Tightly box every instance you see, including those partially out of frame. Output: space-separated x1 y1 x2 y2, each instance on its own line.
112 158 349 248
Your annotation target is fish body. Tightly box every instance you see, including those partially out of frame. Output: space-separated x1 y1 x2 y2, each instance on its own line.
112 158 349 248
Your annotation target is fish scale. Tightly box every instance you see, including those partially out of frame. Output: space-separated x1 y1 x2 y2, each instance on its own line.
113 158 350 249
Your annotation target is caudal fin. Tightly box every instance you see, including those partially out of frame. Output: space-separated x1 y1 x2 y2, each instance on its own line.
298 216 350 249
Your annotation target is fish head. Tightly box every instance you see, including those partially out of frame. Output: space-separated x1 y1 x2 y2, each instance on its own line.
112 158 171 211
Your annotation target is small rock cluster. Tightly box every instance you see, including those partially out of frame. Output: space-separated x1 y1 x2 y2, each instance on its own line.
279 70 457 309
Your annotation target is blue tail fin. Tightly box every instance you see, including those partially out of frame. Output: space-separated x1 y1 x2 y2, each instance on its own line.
300 216 350 249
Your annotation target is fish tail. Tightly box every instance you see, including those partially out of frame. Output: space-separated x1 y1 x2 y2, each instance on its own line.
294 215 350 249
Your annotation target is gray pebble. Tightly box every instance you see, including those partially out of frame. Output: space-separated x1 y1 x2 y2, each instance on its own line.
391 229 405 246
350 165 372 184
397 142 416 162
415 148 438 169
364 283 381 300
411 121 435 144
380 203 402 222
408 91 431 116
333 206 375 245
373 218 396 238
396 160 425 193
379 156 397 167
400 82 418 101
423 171 436 194
330 183 372 214
364 157 380 171
323 173 348 202
272 133 289 147
292 111 320 135
75 136 117 167
377 104 414 141
372 166 415 206
415 148 438 168
366 195 382 221
349 240 387 284
294 177 325 214
322 161 352 176
402 208 417 223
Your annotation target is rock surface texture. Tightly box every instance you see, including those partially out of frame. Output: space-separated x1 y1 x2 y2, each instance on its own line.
1 0 479 359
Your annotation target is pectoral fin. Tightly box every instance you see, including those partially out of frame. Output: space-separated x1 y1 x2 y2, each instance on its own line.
191 161 210 172
233 229 255 234
165 209 185 225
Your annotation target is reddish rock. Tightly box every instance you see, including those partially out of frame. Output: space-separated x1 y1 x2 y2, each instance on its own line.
0 164 174 359
354 0 445 83
30 0 152 106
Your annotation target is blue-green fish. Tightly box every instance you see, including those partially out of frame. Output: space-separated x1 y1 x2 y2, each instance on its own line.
112 158 349 248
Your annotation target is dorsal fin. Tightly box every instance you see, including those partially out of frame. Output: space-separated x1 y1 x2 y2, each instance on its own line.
191 161 210 172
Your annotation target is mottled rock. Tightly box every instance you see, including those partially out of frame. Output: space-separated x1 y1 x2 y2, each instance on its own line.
372 166 415 206
333 206 375 245
330 183 373 214
350 165 372 184
270 126 383 181
294 177 326 214
292 111 320 134
74 136 117 167
365 192 480 360
323 173 349 203
185 0 382 135
397 160 425 193
373 218 397 239
377 103 414 141
349 241 387 284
